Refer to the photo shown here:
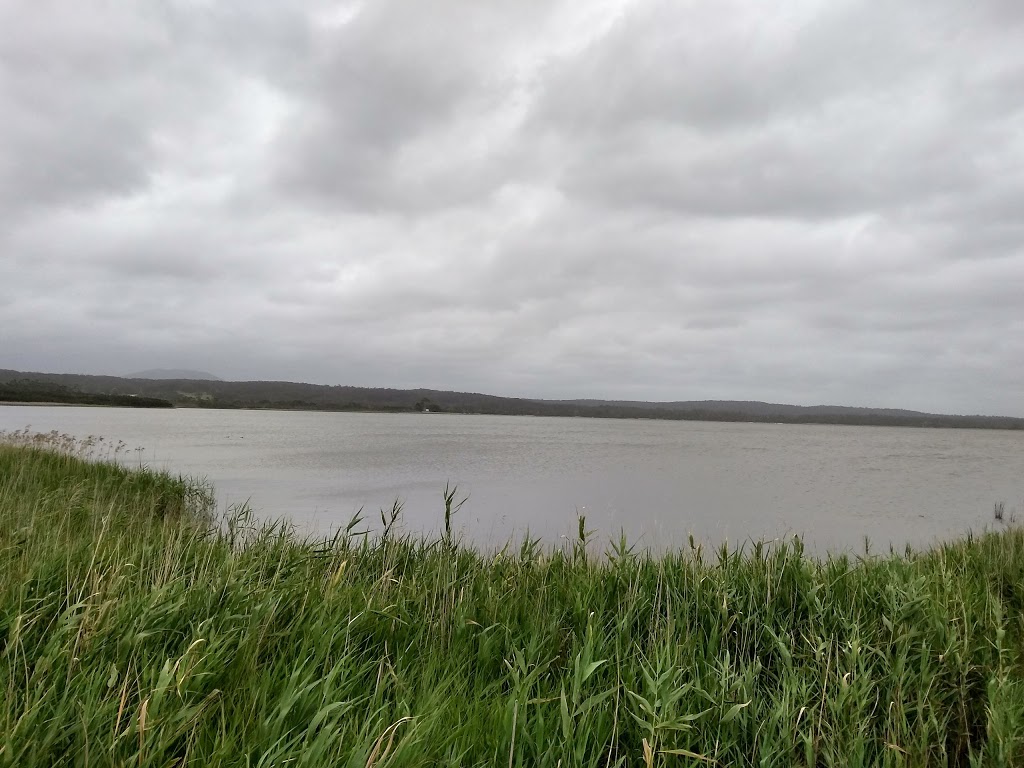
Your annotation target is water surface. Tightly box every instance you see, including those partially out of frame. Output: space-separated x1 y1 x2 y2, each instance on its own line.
3 405 1021 554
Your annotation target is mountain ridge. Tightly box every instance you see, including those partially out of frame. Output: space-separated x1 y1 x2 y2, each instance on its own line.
558 399 928 418
126 369 222 381
0 368 1020 429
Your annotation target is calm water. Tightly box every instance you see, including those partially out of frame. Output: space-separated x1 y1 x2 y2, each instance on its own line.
3 405 1022 554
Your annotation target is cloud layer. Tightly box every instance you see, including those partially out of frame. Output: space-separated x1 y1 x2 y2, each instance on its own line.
2 0 1023 414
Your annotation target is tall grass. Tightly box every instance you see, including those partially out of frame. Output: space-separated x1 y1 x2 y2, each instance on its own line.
2 434 1023 766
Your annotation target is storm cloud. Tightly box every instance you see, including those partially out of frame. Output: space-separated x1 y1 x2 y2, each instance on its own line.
2 0 1023 415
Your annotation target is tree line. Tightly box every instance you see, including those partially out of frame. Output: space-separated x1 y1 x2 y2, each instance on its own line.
1 369 1021 429
0 379 173 408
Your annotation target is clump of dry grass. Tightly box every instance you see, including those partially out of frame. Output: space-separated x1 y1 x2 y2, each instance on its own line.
0 426 130 461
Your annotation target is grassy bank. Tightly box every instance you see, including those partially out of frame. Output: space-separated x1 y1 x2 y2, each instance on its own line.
2 437 1023 766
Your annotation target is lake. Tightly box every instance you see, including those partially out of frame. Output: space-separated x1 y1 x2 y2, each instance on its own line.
2 405 1021 554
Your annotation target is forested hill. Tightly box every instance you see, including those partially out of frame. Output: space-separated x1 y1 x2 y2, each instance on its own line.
0 378 173 408
559 399 927 418
0 368 1021 429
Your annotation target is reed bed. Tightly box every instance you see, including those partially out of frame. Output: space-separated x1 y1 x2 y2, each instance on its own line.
1 432 1023 766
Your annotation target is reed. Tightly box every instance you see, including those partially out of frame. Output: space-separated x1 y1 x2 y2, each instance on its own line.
2 432 1023 766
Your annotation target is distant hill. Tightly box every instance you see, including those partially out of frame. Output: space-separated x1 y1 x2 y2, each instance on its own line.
0 368 1021 429
127 369 222 381
560 399 927 418
0 378 173 408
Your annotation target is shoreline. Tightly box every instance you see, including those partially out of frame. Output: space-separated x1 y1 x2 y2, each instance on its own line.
6 400 1024 432
3 440 1023 764
0 400 174 408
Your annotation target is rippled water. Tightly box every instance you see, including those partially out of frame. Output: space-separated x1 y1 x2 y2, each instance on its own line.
3 405 1021 554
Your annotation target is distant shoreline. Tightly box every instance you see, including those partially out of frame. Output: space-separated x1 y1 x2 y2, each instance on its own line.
4 400 1023 431
0 401 110 408
2 368 1022 429
0 399 174 409
4 401 1024 433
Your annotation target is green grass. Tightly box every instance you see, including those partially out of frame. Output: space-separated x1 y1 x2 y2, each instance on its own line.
2 435 1024 767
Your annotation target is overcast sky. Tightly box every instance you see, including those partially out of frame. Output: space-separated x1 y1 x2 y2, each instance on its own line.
2 1 1023 415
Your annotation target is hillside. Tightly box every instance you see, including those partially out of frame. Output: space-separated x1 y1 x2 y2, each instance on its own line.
127 368 222 381
561 399 927 418
0 368 1021 429
0 378 173 408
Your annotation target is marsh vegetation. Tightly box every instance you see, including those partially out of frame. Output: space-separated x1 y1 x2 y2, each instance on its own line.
2 431 1023 766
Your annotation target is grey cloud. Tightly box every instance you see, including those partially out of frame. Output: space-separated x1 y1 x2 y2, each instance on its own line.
534 1 1023 134
0 10 156 209
556 118 984 220
1 0 1023 415
0 1 314 216
272 1 561 210
532 2 1024 222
